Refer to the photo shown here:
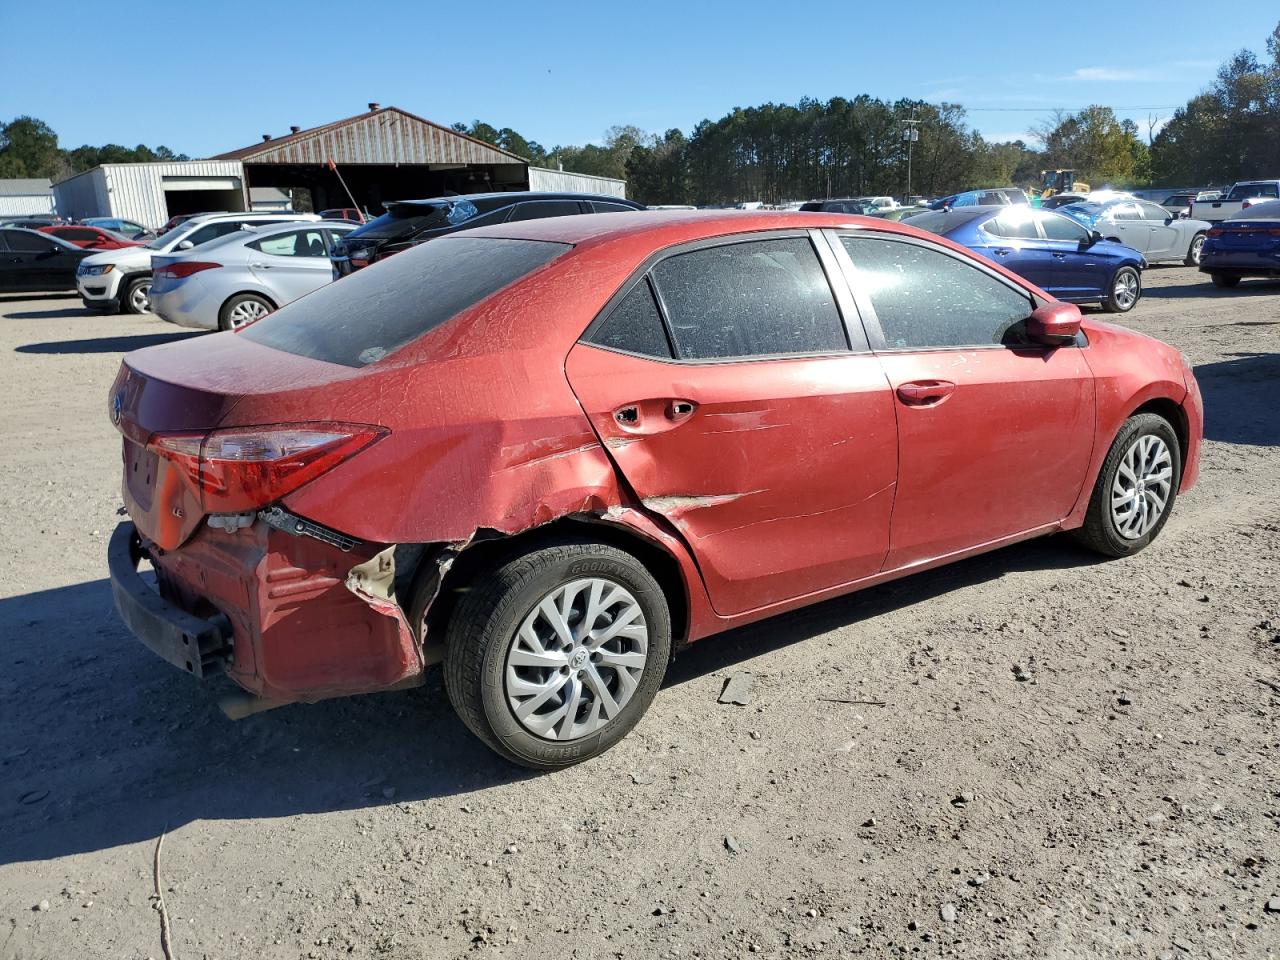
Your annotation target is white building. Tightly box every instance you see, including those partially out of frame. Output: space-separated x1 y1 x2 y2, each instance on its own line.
53 161 247 230
0 178 56 218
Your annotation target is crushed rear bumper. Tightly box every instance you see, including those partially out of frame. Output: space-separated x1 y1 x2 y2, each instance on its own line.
107 521 232 678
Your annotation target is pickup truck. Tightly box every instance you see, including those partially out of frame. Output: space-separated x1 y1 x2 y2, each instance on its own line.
1190 180 1280 222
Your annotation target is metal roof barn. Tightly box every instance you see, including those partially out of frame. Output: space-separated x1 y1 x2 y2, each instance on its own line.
0 178 56 217
52 162 247 228
213 105 625 213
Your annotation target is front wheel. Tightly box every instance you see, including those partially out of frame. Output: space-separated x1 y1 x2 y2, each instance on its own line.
1072 413 1181 558
1210 272 1240 289
122 277 152 314
1102 266 1141 313
1185 232 1206 267
442 541 672 769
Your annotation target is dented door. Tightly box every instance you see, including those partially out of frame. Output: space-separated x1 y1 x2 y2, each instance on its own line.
567 345 898 617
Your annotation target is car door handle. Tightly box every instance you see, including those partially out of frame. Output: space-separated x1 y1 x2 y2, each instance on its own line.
249 262 272 269
896 380 956 406
991 247 1011 256
1052 252 1067 259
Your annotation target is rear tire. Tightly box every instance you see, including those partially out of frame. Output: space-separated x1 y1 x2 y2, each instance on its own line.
1210 272 1240 289
1102 266 1141 313
218 293 274 331
1184 232 1206 266
1071 413 1181 558
441 541 672 769
122 277 152 315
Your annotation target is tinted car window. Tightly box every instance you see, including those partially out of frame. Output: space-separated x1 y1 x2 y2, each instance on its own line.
5 230 57 253
651 237 847 360
57 227 99 242
591 201 639 214
508 200 585 221
587 280 672 358
840 236 1032 349
1226 183 1279 200
184 221 249 247
1138 202 1172 221
241 237 570 368
982 213 1039 239
253 230 328 257
355 201 479 240
1037 212 1089 242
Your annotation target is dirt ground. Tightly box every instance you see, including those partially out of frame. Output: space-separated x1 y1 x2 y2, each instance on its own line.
1 267 1277 960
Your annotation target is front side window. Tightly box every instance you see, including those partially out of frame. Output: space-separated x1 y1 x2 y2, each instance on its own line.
983 213 1039 240
253 230 328 257
651 237 847 360
1138 202 1172 221
4 230 56 253
840 236 1033 350
1037 212 1089 242
58 228 99 242
241 237 570 367
183 221 247 248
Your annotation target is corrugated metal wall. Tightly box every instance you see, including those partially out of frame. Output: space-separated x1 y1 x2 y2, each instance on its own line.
528 166 627 198
230 111 520 167
52 162 246 227
0 194 57 216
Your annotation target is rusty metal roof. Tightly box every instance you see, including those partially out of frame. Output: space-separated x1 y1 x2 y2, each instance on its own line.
212 107 527 166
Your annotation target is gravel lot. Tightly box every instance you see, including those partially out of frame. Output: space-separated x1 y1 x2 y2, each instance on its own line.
2 268 1278 960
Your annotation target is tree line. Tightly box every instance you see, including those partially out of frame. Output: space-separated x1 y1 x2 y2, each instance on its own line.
0 116 188 181
456 19 1279 204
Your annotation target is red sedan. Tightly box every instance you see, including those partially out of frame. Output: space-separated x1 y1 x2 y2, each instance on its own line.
107 211 1203 768
40 224 141 250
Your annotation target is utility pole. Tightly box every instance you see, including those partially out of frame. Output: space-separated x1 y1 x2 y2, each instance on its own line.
901 109 921 199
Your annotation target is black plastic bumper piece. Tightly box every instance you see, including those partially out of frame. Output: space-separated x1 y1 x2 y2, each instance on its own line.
107 521 231 678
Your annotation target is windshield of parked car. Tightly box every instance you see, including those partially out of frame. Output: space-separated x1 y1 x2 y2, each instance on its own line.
1059 202 1104 225
1227 183 1279 200
147 223 193 250
353 200 480 240
240 236 571 367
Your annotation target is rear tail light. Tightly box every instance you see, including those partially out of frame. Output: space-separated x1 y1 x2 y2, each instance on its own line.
1206 227 1224 237
155 261 222 280
149 423 387 513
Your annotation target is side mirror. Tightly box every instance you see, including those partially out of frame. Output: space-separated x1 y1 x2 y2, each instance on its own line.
1027 302 1082 346
1088 230 1103 245
176 239 194 251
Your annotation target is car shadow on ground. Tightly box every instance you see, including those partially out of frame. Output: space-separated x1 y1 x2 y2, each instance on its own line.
15 331 204 354
1 533 1103 865
1193 352 1280 446
1143 278 1280 299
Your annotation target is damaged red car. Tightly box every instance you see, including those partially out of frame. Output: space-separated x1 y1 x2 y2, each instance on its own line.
107 211 1203 768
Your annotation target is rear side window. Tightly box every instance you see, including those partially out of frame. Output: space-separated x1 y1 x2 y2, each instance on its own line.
840 236 1032 350
184 221 248 247
587 280 672 358
591 201 638 214
508 200 585 221
651 237 847 360
59 227 99 242
1038 213 1089 242
252 230 328 257
241 237 570 367
4 230 55 253
983 214 1038 240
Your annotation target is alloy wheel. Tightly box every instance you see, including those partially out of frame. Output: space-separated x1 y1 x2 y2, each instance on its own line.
1110 434 1173 539
1113 270 1139 310
130 281 151 313
504 577 649 741
1189 235 1204 265
228 299 270 328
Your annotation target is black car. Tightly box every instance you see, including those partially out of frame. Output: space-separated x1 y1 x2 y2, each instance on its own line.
798 198 874 214
0 228 91 294
330 191 645 276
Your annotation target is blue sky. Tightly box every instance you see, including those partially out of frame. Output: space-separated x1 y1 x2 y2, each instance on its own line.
2 0 1277 155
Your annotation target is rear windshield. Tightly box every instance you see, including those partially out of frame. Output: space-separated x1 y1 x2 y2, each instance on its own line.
1227 183 1279 200
240 236 571 367
352 200 479 240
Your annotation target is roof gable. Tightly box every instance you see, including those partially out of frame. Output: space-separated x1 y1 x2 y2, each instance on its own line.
212 107 526 167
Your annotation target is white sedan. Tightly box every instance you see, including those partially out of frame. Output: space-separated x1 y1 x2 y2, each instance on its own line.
149 221 357 330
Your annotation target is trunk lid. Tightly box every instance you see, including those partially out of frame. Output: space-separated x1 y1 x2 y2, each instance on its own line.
111 331 368 549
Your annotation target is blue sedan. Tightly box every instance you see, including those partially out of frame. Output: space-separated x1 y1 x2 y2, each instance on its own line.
1199 200 1280 288
904 206 1147 312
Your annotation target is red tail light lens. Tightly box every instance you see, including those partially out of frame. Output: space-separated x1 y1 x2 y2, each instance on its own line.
150 423 387 513
1206 227 1224 237
155 261 221 280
